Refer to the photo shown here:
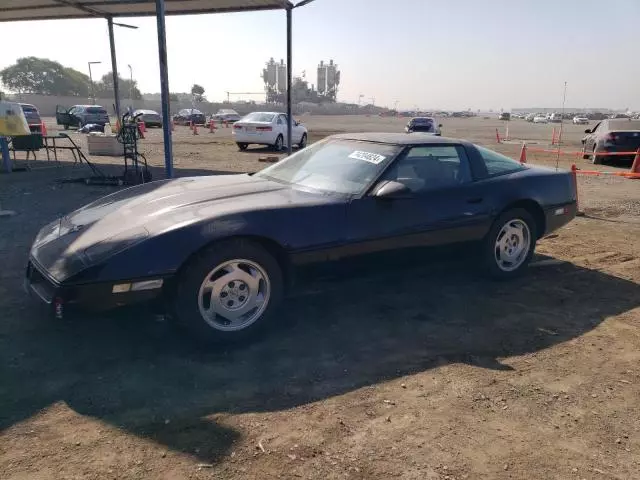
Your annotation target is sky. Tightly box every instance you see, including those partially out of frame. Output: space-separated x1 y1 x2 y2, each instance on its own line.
0 0 639 111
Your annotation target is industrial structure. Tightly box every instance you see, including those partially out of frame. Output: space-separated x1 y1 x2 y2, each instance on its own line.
262 57 341 104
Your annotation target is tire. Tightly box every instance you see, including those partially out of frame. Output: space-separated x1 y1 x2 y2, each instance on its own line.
173 239 284 344
273 134 284 152
298 133 307 149
482 208 537 279
237 143 248 151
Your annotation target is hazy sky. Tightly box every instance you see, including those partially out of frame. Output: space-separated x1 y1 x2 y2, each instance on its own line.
0 0 638 110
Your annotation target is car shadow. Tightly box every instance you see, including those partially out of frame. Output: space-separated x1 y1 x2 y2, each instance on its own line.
2 251 639 464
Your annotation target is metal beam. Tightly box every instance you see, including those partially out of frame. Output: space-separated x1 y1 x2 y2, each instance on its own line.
107 17 121 121
52 0 106 17
286 5 292 155
155 0 173 178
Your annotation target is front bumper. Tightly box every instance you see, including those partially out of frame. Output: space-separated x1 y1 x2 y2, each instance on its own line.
25 260 165 317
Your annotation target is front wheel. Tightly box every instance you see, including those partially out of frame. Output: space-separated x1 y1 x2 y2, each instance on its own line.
237 142 248 151
482 209 536 279
298 133 307 149
273 134 284 152
173 239 284 343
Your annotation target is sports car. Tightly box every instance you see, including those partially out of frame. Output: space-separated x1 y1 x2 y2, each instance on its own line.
26 133 577 343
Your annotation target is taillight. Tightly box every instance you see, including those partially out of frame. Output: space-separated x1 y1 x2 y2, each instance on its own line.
256 126 272 132
234 124 243 129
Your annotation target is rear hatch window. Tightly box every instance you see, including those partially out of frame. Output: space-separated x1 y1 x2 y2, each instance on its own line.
86 107 107 115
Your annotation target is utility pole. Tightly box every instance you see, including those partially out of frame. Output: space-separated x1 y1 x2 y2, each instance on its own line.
88 61 101 104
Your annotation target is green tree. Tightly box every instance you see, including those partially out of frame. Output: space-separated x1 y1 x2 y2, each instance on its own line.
95 72 142 100
0 57 90 96
191 84 205 102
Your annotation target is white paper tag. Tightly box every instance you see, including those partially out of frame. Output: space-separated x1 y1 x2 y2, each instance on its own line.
348 150 387 164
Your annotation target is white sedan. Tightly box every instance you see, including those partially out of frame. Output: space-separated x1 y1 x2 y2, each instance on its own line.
533 115 548 124
232 112 308 151
573 116 589 125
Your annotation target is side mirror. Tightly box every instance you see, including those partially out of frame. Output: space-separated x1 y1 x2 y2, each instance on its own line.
373 180 412 199
439 124 443 128
584 129 591 134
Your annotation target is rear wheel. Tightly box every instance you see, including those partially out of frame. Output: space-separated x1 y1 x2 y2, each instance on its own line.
482 208 536 279
173 239 284 344
237 143 248 151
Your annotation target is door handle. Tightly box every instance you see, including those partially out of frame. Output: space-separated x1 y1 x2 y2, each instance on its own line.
467 197 483 204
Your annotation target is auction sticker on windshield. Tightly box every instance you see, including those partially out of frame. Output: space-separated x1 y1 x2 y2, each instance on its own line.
348 150 387 164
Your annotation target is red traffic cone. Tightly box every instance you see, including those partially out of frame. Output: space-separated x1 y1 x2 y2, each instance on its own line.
630 148 640 176
551 127 557 145
495 128 501 143
40 122 47 136
519 142 527 164
209 119 216 133
137 122 145 139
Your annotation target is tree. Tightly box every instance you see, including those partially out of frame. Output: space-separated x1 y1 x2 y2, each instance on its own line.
0 57 89 96
95 72 142 100
191 84 205 102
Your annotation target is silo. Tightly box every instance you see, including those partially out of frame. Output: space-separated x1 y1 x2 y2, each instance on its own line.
317 60 327 94
265 58 277 89
277 59 287 94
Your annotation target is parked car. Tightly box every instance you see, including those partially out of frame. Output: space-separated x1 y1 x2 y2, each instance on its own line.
19 103 43 133
211 109 241 123
172 108 206 126
133 109 163 128
549 113 563 123
498 112 511 121
405 117 442 135
232 112 307 151
581 119 640 164
25 133 577 342
525 113 536 122
56 105 110 129
533 115 548 124
573 116 589 125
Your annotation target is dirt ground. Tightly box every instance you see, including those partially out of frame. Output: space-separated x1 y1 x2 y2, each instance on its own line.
1 116 639 480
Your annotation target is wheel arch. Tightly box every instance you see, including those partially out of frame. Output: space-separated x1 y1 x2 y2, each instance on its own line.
499 199 546 239
167 234 293 297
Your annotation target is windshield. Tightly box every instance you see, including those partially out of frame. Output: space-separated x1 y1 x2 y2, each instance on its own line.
21 105 38 113
242 112 276 123
86 107 107 114
255 139 402 195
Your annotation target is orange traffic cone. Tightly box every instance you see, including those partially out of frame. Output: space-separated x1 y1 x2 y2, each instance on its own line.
495 128 501 143
40 122 47 136
551 127 557 145
115 119 121 134
630 148 640 176
192 122 199 135
519 142 527 164
209 119 216 133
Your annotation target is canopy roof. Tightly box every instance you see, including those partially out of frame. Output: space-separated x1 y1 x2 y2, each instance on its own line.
0 0 291 22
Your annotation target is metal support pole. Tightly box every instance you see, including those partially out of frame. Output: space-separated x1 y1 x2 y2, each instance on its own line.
155 0 173 178
286 6 292 155
107 18 121 121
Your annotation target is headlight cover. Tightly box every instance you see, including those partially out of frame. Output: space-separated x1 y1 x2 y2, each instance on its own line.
82 227 149 265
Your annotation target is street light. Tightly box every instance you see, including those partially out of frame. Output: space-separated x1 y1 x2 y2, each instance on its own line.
128 64 133 106
88 61 101 104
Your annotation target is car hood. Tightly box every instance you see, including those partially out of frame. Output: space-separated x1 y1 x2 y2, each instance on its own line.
30 174 336 280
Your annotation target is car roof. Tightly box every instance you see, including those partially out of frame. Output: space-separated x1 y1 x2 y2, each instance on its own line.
330 132 470 146
135 109 158 114
19 103 36 108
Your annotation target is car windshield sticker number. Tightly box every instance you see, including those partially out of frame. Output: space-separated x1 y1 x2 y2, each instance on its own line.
348 150 386 164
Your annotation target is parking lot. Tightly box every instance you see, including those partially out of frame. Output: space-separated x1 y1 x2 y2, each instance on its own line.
1 116 639 479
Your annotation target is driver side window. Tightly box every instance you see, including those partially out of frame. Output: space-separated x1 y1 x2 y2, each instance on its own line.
381 145 471 193
277 115 286 125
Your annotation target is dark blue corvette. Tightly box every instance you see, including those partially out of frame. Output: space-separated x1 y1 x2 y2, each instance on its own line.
26 133 577 342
